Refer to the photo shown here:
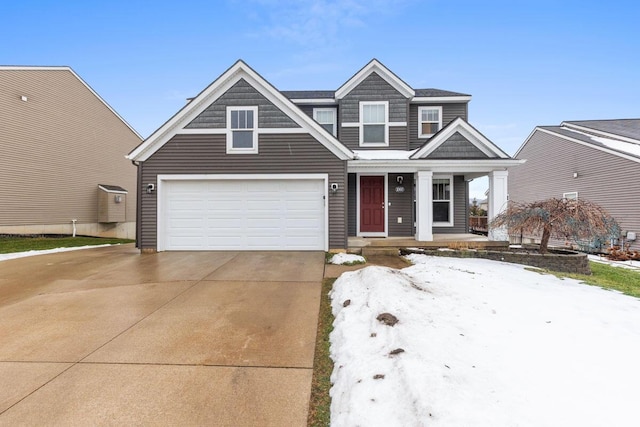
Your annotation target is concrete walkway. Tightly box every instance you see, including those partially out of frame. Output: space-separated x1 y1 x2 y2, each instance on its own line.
0 245 324 426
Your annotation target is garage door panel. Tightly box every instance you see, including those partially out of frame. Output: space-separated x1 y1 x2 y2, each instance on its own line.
163 178 325 251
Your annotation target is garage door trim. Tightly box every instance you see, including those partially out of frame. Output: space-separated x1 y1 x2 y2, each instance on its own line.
157 174 329 251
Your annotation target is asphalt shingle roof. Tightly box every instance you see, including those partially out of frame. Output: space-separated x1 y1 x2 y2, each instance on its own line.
564 119 640 142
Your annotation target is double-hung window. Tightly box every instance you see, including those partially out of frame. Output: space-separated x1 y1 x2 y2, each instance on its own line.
313 108 337 136
360 101 388 146
227 106 258 153
418 106 442 138
433 176 453 226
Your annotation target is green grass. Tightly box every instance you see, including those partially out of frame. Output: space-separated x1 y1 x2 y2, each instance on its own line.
307 277 336 427
534 261 640 299
0 236 134 254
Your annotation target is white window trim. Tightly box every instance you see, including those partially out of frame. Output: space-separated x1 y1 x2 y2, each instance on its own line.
433 174 453 227
563 192 578 200
313 107 337 137
418 106 442 139
359 101 389 147
226 106 258 154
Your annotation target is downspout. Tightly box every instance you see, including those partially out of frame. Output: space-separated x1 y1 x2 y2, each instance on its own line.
71 219 77 237
132 160 141 249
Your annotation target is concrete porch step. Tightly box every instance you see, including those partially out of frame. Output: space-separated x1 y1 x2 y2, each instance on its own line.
361 247 401 257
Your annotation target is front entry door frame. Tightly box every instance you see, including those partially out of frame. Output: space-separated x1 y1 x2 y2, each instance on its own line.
357 173 388 237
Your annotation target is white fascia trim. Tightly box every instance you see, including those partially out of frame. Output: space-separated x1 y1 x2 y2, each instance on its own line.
341 122 360 127
128 60 353 161
532 127 640 164
98 185 128 194
335 59 415 99
411 118 509 159
347 159 525 173
2 66 143 140
562 122 640 145
389 122 407 127
289 98 337 104
411 96 472 103
156 173 329 252
356 173 389 237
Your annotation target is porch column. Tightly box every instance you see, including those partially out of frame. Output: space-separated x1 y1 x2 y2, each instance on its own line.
415 171 433 241
488 170 509 241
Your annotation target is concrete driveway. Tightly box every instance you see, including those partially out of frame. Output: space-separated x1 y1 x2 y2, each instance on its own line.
0 244 324 426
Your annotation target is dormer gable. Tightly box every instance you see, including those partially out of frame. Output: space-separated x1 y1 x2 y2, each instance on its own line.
335 59 415 100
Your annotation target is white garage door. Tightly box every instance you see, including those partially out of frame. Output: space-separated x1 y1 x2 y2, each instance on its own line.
160 177 326 251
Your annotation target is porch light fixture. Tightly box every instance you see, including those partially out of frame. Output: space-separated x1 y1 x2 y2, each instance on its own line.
330 183 339 193
396 175 403 184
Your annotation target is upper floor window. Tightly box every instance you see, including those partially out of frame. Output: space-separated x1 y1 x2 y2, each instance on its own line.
360 101 388 146
433 176 453 226
313 108 337 137
418 106 442 138
227 106 258 154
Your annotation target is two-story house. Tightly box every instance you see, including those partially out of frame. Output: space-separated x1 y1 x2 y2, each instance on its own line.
127 60 522 252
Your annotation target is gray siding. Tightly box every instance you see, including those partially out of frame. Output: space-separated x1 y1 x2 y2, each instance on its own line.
388 174 414 236
340 72 409 124
510 129 640 251
409 103 468 149
186 79 300 129
139 133 347 250
348 174 357 236
433 175 468 234
427 132 491 159
338 125 407 150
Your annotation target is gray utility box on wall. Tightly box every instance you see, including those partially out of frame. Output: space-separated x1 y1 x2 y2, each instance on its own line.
98 184 127 223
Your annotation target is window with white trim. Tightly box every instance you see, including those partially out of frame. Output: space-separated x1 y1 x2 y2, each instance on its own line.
360 101 388 146
227 106 258 153
418 106 442 138
313 108 337 136
433 176 453 226
563 192 578 200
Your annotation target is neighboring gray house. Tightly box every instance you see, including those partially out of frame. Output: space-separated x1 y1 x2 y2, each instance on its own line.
127 59 521 252
0 66 142 238
510 119 640 251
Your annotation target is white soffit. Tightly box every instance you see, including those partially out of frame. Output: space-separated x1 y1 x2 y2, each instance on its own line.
127 60 353 162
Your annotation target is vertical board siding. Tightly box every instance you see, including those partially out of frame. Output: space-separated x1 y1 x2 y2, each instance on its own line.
427 132 491 159
433 175 468 234
340 72 409 123
186 79 300 129
388 174 414 236
510 130 640 250
0 69 140 228
140 133 347 249
409 103 468 149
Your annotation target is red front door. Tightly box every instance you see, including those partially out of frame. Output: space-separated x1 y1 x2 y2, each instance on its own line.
360 176 385 233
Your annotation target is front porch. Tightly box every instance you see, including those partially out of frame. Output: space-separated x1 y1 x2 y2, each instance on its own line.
348 234 510 255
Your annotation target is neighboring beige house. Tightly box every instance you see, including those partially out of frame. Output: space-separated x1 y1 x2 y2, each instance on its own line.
0 66 142 238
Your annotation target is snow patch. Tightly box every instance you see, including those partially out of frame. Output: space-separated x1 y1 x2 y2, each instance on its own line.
330 253 366 265
0 244 113 262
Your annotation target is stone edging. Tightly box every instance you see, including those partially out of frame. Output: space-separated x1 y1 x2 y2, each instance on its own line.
401 247 591 275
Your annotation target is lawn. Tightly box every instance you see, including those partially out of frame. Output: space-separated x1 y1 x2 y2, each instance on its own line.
0 236 134 254
308 262 640 426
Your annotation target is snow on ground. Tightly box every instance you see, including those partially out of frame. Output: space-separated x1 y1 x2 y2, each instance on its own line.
329 255 640 426
588 254 640 271
329 253 366 265
0 245 112 262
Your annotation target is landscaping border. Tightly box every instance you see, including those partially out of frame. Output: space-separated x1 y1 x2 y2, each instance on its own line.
401 247 591 275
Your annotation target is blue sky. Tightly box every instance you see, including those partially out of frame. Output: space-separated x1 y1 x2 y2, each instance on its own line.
3 0 638 198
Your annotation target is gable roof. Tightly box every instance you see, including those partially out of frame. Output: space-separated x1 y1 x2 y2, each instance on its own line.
335 59 415 99
411 117 510 159
0 66 142 139
515 120 640 164
127 60 353 162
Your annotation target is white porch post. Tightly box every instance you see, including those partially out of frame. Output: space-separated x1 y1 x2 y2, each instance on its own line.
415 171 433 241
488 170 509 241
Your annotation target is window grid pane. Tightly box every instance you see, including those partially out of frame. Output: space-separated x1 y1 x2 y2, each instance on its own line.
363 104 384 124
231 109 254 129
